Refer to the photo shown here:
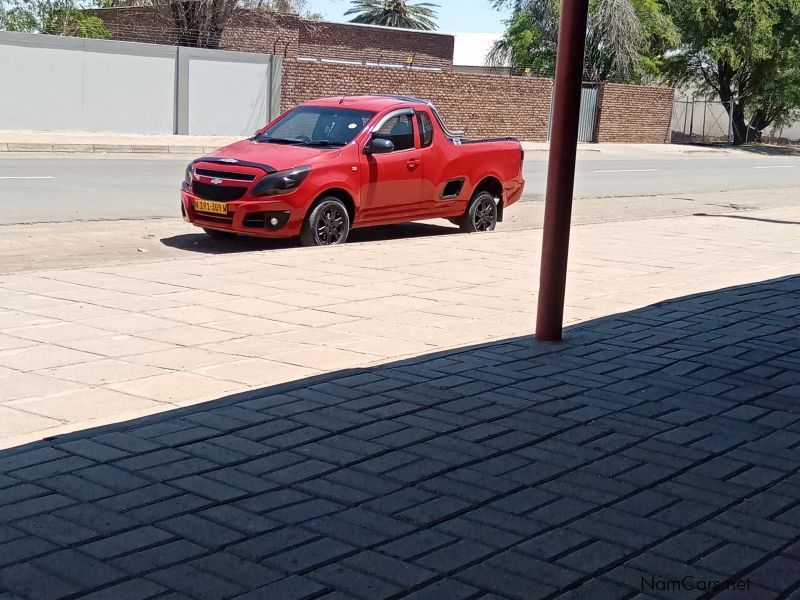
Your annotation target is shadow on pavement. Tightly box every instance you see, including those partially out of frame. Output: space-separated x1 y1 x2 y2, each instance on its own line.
1 276 800 599
694 212 800 226
674 142 800 157
161 222 459 254
732 144 800 157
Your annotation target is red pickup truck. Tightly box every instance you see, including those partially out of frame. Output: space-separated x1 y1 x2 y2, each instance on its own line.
181 95 525 246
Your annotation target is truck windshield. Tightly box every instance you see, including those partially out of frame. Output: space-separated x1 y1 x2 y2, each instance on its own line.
255 106 376 146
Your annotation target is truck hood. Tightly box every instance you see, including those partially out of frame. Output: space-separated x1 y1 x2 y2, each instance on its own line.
205 139 344 172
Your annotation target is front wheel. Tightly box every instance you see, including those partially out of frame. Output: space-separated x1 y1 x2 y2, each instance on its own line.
300 198 351 247
459 191 498 233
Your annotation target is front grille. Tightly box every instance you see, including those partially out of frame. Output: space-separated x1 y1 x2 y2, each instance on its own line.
195 213 233 224
195 168 256 182
192 181 247 202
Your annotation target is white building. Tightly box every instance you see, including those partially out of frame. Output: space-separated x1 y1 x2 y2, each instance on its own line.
450 32 510 75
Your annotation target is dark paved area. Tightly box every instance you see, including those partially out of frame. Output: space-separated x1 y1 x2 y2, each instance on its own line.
1 276 800 600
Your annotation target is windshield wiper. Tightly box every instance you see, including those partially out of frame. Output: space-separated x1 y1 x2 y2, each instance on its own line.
257 137 303 145
300 140 346 147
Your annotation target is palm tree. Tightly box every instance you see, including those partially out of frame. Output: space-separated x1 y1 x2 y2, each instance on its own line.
345 0 439 31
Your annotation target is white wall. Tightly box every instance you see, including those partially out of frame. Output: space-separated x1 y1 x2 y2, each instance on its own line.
183 48 272 136
0 33 176 133
0 31 281 136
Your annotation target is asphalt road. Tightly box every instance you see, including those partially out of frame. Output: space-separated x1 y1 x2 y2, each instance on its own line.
1 153 799 224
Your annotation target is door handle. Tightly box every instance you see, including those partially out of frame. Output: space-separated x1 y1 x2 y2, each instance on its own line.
406 159 420 168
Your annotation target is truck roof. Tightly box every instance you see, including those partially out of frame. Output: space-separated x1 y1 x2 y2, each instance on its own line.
303 95 429 112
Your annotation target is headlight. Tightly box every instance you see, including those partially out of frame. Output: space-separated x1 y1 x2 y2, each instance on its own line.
184 163 193 186
252 165 312 196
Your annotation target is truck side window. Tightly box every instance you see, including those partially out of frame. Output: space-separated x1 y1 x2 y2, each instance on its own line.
374 114 415 151
418 112 434 147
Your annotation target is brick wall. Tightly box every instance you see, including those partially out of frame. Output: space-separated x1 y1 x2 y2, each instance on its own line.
595 83 675 143
282 60 553 141
92 8 301 55
92 7 452 68
222 11 299 56
297 20 453 69
90 7 175 45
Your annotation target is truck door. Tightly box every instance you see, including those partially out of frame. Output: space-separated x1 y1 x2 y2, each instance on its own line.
359 109 423 222
415 109 441 212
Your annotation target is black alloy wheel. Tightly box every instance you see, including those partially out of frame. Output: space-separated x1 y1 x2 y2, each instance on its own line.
460 191 498 233
300 198 351 246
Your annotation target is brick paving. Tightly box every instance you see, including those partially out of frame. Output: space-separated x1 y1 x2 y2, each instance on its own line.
2 205 799 450
1 275 799 599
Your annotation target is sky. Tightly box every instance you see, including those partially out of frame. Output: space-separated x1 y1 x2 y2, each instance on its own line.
303 0 511 34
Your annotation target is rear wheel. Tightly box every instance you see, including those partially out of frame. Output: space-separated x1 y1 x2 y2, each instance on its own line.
203 228 236 239
300 198 351 247
459 191 498 233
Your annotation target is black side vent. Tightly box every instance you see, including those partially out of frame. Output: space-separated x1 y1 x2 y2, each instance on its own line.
441 178 465 200
195 213 233 224
243 211 291 230
243 213 267 228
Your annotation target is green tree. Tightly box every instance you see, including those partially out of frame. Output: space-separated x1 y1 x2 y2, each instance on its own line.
487 0 558 74
345 0 439 30
488 0 675 82
0 0 110 37
663 0 800 144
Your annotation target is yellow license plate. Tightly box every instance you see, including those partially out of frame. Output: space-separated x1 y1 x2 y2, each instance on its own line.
194 200 227 215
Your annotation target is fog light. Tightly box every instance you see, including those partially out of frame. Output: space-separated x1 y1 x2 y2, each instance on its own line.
269 217 279 226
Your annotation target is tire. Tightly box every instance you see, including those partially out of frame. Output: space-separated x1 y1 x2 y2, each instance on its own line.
300 197 351 247
203 227 236 239
459 191 498 233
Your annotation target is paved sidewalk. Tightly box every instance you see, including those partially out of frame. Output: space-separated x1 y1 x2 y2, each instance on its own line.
0 275 799 599
1 206 799 449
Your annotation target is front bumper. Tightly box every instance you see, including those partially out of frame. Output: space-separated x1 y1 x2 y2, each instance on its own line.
181 186 302 238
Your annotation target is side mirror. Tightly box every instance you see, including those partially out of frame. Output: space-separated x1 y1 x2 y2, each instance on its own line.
364 138 394 155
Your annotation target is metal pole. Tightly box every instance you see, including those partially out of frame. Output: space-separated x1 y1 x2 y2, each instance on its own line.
684 99 690 138
701 101 707 144
535 0 590 341
689 101 695 142
728 101 734 144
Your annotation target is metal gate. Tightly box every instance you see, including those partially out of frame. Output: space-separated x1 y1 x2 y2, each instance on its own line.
547 84 599 142
577 86 599 142
670 98 732 144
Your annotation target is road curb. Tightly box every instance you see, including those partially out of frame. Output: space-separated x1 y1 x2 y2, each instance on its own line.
0 142 222 154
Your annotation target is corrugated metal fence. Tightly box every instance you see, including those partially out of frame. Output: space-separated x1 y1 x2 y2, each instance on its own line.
547 84 599 142
577 86 599 142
